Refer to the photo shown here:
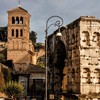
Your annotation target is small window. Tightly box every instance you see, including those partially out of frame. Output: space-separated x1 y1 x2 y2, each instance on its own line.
93 36 97 42
20 17 23 24
93 32 100 46
16 29 18 37
82 31 90 46
20 29 23 36
72 34 75 43
12 29 14 36
83 68 91 84
12 17 15 24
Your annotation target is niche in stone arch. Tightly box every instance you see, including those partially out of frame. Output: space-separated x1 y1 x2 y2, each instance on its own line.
92 32 100 46
82 31 89 46
94 68 100 84
83 68 91 84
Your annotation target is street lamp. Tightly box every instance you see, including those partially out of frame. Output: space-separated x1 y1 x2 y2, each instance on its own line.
45 16 63 100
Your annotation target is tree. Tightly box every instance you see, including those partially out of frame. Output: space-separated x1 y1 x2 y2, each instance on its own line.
0 72 5 89
1 81 24 100
37 55 45 67
0 48 7 63
30 31 37 44
0 26 7 42
35 42 45 51
1 66 11 83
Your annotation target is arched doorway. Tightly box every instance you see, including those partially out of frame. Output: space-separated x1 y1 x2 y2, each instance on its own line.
49 40 66 100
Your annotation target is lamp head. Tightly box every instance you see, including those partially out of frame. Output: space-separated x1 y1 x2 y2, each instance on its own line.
56 32 62 37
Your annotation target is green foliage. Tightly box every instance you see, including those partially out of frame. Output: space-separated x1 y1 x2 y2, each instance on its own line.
0 49 7 63
37 62 45 67
0 26 7 42
1 81 24 99
0 72 5 90
30 31 37 44
35 42 45 52
0 54 4 60
2 67 11 83
37 55 45 67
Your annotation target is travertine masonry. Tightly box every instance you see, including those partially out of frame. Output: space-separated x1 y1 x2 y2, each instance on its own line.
66 16 100 95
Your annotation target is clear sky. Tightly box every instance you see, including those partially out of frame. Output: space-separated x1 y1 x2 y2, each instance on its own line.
0 0 100 43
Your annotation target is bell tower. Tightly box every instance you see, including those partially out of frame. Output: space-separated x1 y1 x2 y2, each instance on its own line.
7 6 31 72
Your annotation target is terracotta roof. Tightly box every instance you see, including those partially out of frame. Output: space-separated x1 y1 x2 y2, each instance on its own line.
26 63 45 73
7 6 28 13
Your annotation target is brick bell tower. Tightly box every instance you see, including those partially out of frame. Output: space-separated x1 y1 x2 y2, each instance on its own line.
7 5 31 72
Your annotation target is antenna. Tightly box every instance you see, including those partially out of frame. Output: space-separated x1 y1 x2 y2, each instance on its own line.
19 0 20 5
18 0 21 7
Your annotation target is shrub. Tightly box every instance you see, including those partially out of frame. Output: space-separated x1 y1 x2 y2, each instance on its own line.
1 81 24 99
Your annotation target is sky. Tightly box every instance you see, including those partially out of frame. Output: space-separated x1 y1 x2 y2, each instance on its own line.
0 0 100 43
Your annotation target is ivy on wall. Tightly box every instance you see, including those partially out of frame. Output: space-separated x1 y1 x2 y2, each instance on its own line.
1 66 11 83
0 72 5 89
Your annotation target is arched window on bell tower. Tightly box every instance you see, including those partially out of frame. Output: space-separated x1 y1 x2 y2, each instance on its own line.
12 17 15 24
12 29 14 37
16 29 18 37
16 17 19 24
20 17 23 24
20 29 23 37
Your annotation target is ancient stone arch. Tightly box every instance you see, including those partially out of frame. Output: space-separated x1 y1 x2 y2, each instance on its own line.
72 68 75 83
83 68 91 84
53 40 66 69
92 32 100 46
76 68 79 83
82 31 90 46
72 33 75 44
94 68 100 84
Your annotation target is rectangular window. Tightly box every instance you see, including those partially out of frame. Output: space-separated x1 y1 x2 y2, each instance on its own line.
16 29 18 37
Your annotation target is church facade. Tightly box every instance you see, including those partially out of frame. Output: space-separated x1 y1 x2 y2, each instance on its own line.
7 6 34 72
3 5 46 99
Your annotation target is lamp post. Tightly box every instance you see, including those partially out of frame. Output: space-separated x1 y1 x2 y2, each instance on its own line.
45 16 63 100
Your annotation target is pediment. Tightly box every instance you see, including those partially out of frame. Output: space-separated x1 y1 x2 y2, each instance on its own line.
7 6 28 13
